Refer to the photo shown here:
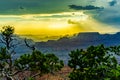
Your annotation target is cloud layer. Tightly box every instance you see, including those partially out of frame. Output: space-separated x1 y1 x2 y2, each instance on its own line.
0 0 120 37
0 0 75 14
109 0 117 6
69 5 103 10
68 0 120 27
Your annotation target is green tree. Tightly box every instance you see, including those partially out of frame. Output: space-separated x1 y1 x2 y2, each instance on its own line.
0 26 18 79
15 50 64 79
45 54 64 74
1 26 14 49
68 45 120 80
0 26 64 80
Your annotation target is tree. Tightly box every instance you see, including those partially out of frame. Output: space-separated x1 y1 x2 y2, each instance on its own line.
24 38 35 51
0 26 18 79
68 45 120 80
45 54 64 74
0 26 64 80
14 50 64 79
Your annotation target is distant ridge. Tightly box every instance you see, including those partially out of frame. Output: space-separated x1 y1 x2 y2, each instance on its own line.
1 32 120 64
36 32 120 48
35 32 120 64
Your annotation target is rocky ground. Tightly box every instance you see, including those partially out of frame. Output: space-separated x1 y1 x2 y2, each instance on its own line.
16 66 72 80
36 66 71 80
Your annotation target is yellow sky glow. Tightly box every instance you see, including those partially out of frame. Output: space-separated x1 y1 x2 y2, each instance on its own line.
0 12 118 41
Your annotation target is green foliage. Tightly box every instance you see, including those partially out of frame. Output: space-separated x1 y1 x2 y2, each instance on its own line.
0 47 10 60
45 54 64 74
108 46 120 56
30 51 47 73
0 25 63 79
68 45 120 80
1 26 14 37
0 26 15 79
28 77 35 80
15 50 64 77
0 48 6 70
14 54 31 70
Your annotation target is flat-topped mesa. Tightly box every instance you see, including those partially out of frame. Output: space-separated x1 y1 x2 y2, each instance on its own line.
75 32 100 41
115 32 120 35
77 32 100 36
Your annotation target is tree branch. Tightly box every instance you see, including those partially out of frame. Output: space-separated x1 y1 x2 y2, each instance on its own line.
31 72 41 78
24 38 35 51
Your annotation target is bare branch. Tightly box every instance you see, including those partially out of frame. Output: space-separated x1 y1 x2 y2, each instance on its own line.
0 38 6 44
31 72 41 78
12 68 29 76
24 38 35 51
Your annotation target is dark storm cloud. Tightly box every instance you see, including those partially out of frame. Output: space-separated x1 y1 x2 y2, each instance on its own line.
69 5 103 10
68 0 120 26
109 0 117 6
1 0 120 28
0 0 106 15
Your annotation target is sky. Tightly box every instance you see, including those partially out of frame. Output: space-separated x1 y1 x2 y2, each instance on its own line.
0 0 120 41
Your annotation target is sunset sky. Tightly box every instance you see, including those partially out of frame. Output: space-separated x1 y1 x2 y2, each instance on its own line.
0 0 120 41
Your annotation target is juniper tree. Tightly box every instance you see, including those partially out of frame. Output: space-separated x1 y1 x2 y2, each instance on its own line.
68 45 120 80
0 26 64 80
0 26 17 79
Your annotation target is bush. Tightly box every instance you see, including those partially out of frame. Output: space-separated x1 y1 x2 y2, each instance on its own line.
15 50 64 79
